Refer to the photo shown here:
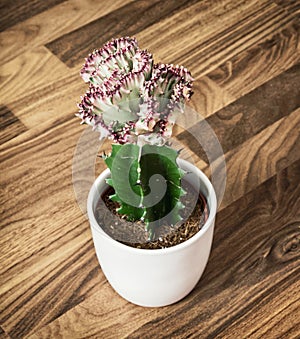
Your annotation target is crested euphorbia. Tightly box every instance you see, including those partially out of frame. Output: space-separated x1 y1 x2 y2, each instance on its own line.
78 37 194 240
78 36 193 145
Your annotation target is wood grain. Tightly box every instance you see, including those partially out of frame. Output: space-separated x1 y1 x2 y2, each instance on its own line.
1 1 299 338
0 0 64 32
207 107 300 210
0 105 27 144
180 3 299 78
207 18 300 100
178 63 300 163
0 46 69 104
142 1 300 118
135 0 299 79
3 72 82 128
273 0 300 12
28 159 300 339
46 0 199 67
0 326 9 339
0 0 135 66
0 118 106 337
127 160 300 339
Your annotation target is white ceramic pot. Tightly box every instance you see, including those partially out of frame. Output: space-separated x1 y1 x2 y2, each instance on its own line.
87 159 217 307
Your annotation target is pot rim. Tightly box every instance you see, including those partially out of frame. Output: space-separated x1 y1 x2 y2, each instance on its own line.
87 158 217 255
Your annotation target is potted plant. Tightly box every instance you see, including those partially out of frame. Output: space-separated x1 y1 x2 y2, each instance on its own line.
77 37 217 307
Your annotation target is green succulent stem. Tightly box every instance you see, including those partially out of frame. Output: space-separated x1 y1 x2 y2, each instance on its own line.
104 144 185 240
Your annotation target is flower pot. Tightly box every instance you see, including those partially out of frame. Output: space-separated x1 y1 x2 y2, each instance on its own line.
87 158 217 307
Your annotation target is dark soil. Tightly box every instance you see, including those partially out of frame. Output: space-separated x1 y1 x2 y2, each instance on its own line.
95 180 209 249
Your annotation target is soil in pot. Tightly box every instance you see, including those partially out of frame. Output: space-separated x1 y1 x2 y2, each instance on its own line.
95 180 209 249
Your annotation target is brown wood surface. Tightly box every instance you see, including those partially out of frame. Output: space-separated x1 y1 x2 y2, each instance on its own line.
0 0 299 338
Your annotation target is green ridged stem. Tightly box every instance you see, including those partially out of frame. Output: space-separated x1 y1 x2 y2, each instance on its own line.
104 144 185 240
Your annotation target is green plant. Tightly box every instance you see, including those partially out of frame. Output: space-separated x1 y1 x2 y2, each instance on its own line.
78 37 193 239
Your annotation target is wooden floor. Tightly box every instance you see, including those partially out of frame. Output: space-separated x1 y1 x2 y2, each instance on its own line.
1 0 300 338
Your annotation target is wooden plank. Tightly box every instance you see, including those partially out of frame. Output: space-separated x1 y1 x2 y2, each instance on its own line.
135 0 270 62
28 283 161 339
179 3 298 78
3 3 298 131
1 242 104 338
0 118 106 337
207 19 300 100
28 159 300 338
272 0 300 13
177 63 300 163
213 283 300 338
0 326 9 339
0 1 299 337
9 100 298 333
0 0 135 66
0 119 87 247
160 15 300 151
2 72 82 128
209 107 300 210
0 238 103 338
136 1 300 122
133 0 297 77
0 0 64 32
0 46 69 104
45 0 199 68
0 105 27 144
0 114 70 153
200 161 300 339
181 76 235 119
125 160 300 338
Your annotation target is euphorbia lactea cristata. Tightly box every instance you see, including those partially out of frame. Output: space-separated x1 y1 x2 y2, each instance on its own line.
77 37 194 240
